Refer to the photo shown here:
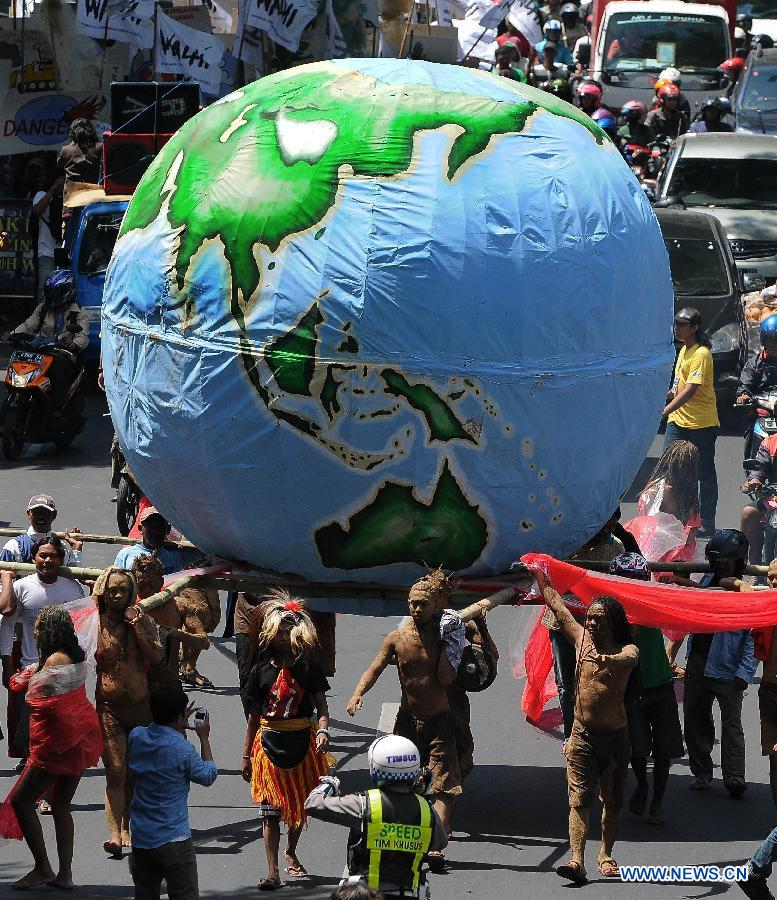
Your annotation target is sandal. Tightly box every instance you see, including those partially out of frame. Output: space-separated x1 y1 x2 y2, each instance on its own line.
427 850 446 873
598 858 620 878
102 840 122 857
37 799 52 815
284 865 308 878
556 861 588 883
257 877 281 891
671 663 685 678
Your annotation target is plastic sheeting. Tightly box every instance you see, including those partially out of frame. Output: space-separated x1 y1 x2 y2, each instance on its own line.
103 60 674 586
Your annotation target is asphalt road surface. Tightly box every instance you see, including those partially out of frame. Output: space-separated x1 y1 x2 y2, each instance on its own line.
0 390 774 900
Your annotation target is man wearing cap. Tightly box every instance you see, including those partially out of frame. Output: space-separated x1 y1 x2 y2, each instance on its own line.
0 495 82 568
113 507 196 575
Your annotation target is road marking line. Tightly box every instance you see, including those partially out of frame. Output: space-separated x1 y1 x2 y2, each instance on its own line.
377 701 400 735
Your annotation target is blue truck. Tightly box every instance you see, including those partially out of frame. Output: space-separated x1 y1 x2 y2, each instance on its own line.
63 197 128 365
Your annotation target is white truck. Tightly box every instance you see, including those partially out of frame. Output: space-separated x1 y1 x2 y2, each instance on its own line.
589 0 734 113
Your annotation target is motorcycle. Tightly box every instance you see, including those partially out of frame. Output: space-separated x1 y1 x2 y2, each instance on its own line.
110 437 142 536
741 391 777 460
2 329 86 460
743 458 777 566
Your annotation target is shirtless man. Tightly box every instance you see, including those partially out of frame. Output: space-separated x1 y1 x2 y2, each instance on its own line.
131 555 210 690
93 567 162 856
346 570 461 848
536 569 638 884
347 570 480 854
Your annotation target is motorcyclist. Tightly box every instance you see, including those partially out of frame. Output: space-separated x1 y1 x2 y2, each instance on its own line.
304 735 448 898
720 55 747 96
575 80 602 115
645 84 689 139
736 12 753 46
655 68 692 118
494 42 527 81
2 269 88 421
540 76 573 102
560 2 586 51
737 313 777 452
741 434 777 567
690 97 734 133
535 20 573 65
591 107 618 140
617 100 655 149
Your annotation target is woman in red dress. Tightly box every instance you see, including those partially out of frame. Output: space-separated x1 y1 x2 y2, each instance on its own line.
0 605 102 890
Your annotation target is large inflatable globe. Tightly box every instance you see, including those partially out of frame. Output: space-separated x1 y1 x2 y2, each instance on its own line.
102 59 674 586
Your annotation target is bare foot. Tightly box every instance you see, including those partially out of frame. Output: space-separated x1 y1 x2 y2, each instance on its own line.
47 874 75 891
11 866 56 890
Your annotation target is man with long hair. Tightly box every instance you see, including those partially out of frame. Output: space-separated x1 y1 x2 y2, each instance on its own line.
536 569 638 883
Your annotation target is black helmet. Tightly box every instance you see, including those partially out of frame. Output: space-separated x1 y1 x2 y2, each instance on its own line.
736 11 752 26
42 269 76 309
560 2 578 22
752 33 775 49
700 96 723 114
705 529 749 566
716 95 732 115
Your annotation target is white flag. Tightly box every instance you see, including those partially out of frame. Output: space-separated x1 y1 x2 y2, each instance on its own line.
245 0 319 53
324 0 348 58
478 0 509 29
77 0 154 47
235 0 265 68
203 0 234 34
506 0 542 44
434 0 453 25
155 8 225 95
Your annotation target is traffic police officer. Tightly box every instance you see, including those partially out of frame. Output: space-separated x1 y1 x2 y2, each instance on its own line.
305 734 448 897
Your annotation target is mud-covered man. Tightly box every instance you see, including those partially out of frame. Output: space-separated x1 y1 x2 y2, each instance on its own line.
536 569 638 884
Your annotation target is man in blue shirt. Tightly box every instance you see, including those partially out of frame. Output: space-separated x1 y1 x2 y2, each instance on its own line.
114 506 199 575
128 686 218 899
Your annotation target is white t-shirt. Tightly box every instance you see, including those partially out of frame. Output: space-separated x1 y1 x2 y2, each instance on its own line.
0 574 85 667
33 190 56 259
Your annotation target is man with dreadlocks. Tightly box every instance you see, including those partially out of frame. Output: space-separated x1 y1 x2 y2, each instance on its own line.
240 591 333 891
536 568 638 883
347 570 465 867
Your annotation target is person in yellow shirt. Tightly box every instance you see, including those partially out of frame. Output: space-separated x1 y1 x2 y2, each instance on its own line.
663 307 719 538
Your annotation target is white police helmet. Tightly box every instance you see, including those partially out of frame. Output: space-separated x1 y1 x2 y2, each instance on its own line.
368 735 421 786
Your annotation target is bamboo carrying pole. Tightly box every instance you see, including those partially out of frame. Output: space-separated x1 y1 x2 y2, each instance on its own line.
0 527 197 551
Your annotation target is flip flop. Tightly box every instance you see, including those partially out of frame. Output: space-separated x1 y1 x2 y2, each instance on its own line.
102 840 122 857
191 671 213 688
556 861 588 883
257 876 282 891
427 851 446 873
598 858 620 878
285 865 308 878
37 799 52 815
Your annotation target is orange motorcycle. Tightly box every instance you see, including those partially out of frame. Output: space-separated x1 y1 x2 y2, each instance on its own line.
2 331 86 460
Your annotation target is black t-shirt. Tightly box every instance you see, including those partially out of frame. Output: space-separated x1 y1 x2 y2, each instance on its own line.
244 656 329 719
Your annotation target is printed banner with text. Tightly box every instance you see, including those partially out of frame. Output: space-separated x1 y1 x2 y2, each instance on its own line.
155 9 225 96
76 0 154 47
245 0 319 53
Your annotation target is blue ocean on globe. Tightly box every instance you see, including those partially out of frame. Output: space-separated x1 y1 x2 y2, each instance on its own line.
102 58 674 589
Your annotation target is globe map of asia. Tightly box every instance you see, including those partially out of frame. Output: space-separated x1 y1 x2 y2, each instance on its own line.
102 59 674 586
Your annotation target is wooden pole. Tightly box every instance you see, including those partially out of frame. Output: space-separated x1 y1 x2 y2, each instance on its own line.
0 528 197 551
458 587 520 622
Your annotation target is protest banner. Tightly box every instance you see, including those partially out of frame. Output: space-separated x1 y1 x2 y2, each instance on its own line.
76 0 154 47
0 199 36 301
244 0 319 53
155 9 225 96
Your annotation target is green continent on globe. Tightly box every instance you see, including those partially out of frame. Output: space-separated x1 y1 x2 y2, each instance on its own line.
381 369 476 443
314 460 488 570
266 303 323 396
120 63 603 315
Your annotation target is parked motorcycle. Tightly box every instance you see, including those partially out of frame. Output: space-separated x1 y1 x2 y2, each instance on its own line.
2 330 86 460
110 437 142 536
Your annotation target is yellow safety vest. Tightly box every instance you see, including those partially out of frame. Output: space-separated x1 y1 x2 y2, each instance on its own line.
364 788 433 892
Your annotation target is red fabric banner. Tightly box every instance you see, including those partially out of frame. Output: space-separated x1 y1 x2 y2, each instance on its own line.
521 553 777 631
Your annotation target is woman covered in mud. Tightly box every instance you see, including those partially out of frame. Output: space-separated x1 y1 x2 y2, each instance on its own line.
93 566 162 856
240 591 333 891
